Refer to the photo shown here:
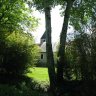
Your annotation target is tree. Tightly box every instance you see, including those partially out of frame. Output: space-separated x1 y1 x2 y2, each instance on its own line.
63 0 96 80
32 0 57 95
57 0 75 83
0 0 38 33
56 0 96 82
69 0 96 80
45 4 56 96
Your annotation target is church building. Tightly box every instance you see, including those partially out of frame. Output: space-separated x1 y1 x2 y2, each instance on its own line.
39 32 57 66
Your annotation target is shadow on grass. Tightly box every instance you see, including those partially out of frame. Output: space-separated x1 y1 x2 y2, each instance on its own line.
0 73 49 96
1 73 96 96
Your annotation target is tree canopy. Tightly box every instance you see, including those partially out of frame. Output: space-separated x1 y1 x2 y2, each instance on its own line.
0 0 38 33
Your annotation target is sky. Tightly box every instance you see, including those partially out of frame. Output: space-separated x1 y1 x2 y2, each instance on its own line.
32 6 73 43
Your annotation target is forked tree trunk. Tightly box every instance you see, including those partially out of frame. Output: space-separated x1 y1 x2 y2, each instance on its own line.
57 0 74 84
45 6 56 96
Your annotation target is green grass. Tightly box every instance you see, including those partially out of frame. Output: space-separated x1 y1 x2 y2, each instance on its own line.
27 67 49 83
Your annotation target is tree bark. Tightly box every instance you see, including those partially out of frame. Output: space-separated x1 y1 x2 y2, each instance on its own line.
57 0 74 84
45 6 56 96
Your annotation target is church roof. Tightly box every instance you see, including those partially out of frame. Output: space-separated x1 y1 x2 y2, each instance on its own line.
41 32 46 39
40 31 57 52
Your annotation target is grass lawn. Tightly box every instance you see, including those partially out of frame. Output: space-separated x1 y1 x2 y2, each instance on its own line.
27 67 49 83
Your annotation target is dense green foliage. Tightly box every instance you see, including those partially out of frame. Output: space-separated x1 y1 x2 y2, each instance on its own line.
62 0 96 81
0 0 38 32
0 0 39 85
30 0 58 11
65 32 96 80
0 83 48 96
0 32 39 75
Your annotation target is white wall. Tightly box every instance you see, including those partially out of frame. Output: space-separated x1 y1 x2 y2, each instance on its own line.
40 52 47 66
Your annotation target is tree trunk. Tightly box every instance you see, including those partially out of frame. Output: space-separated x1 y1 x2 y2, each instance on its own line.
57 0 74 84
45 6 56 96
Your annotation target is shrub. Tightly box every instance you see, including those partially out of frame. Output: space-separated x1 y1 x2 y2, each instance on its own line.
0 32 39 76
0 84 46 96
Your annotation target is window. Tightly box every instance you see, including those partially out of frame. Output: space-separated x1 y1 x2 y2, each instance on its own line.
41 54 43 59
43 39 45 42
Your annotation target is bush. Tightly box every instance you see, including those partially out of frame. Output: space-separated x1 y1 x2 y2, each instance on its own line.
65 33 96 80
0 78 49 96
0 84 46 96
0 32 39 76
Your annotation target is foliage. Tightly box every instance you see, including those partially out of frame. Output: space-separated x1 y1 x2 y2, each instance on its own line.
0 83 48 96
0 31 39 75
64 0 96 80
30 0 58 11
70 0 96 31
74 33 96 80
0 71 49 96
65 31 96 80
0 0 38 32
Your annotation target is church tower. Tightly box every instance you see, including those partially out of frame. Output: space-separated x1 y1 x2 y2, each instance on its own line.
40 32 46 45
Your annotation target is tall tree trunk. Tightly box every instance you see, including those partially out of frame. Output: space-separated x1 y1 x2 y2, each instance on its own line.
57 0 74 84
45 6 56 96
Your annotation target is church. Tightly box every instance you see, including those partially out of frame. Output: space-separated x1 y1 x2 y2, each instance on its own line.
39 32 57 66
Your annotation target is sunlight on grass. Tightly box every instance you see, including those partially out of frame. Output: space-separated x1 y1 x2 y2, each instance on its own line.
27 67 49 82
